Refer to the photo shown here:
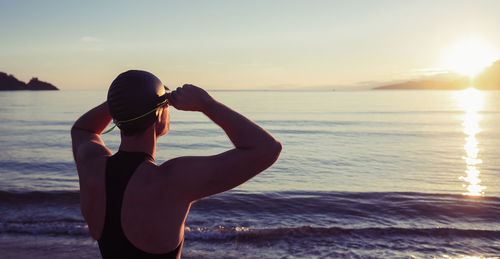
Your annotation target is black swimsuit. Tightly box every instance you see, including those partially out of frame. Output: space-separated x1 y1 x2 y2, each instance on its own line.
97 151 182 259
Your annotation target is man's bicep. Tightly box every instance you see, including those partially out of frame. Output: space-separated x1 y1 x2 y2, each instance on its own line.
166 149 262 201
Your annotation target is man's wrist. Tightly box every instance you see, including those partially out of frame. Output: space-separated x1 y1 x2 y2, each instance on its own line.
201 98 218 114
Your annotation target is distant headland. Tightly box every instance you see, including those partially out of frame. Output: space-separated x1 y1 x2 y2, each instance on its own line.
373 78 470 90
0 72 59 91
374 60 500 90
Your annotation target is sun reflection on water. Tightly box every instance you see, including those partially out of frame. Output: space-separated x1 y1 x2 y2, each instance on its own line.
454 87 486 196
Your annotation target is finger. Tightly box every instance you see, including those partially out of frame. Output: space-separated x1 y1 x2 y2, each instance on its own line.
166 92 179 108
165 92 174 104
184 84 196 89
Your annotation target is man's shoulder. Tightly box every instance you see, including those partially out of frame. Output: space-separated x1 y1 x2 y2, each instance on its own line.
155 156 202 183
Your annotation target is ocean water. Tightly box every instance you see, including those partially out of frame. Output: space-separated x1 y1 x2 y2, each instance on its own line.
0 89 499 258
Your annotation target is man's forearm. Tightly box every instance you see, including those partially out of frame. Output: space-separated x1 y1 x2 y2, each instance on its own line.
202 100 280 151
72 102 112 134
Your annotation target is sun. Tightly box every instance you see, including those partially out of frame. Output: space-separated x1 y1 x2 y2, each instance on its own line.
440 37 498 78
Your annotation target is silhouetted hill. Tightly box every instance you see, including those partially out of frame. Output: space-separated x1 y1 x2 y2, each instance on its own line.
0 72 58 91
374 77 470 90
374 60 500 90
474 60 500 90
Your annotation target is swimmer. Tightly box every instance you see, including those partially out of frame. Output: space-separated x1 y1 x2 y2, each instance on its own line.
71 70 282 258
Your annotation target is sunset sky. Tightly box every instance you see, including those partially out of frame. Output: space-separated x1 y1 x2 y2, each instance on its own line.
1 0 499 90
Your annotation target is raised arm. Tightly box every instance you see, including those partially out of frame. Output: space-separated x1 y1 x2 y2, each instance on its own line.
164 84 282 201
71 102 112 162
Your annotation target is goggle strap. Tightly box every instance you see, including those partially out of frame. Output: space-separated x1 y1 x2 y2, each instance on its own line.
101 99 168 135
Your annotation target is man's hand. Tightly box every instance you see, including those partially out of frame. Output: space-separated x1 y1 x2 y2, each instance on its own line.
161 84 281 202
166 84 215 112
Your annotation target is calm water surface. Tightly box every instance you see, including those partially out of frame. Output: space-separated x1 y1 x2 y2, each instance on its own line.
1 89 499 195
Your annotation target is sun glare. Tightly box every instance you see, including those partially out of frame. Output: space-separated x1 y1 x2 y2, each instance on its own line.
441 38 498 78
454 88 486 196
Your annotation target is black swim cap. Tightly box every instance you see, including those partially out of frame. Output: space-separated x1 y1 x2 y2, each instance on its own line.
107 70 166 136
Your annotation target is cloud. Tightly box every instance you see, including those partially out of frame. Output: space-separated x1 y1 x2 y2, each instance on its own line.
80 36 103 43
411 67 454 76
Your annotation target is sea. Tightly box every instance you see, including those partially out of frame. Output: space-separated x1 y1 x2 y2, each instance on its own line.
0 89 499 258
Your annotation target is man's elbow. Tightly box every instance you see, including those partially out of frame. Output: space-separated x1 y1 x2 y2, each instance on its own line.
70 125 78 137
259 140 282 171
265 140 282 160
273 141 282 157
70 125 83 138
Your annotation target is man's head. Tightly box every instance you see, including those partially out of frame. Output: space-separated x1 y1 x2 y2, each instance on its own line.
107 70 169 137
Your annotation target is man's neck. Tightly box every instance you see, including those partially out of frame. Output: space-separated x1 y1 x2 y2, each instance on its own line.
119 127 157 159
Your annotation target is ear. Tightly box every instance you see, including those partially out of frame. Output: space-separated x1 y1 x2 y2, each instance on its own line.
156 107 163 122
154 108 163 138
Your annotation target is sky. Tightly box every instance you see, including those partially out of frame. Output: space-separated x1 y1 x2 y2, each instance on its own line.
1 0 500 90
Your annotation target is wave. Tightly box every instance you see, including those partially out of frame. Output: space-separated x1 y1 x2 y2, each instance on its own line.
0 161 76 175
159 142 230 150
185 225 500 242
0 119 73 126
249 128 469 137
2 218 499 242
190 191 500 222
0 218 88 236
0 190 80 205
1 190 499 222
